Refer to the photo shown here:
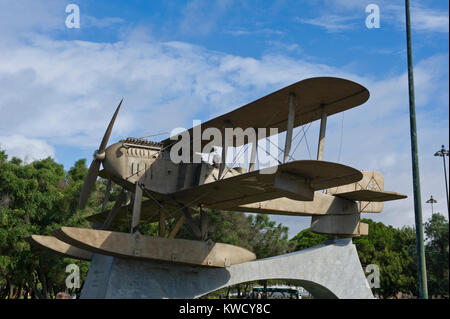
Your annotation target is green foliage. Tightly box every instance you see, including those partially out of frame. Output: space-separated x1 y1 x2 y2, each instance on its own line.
175 210 293 259
248 214 294 258
206 210 255 251
0 149 98 298
364 214 448 299
350 219 416 297
289 217 449 298
0 150 7 163
289 228 331 251
424 213 449 297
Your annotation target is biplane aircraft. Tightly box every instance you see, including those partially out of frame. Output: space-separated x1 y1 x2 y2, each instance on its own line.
29 77 407 268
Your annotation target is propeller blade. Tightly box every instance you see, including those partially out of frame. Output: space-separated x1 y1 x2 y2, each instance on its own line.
79 159 101 209
101 179 112 212
102 189 126 230
99 99 123 153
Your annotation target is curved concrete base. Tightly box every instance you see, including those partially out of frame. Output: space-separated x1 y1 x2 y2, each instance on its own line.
80 238 373 299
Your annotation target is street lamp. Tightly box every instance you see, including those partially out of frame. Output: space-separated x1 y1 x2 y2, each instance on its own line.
405 0 427 299
434 145 449 219
425 195 437 215
405 0 428 299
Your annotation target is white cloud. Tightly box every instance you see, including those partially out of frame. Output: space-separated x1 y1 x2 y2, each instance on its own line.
298 1 449 33
0 34 342 151
224 28 284 36
0 0 64 37
297 14 359 33
411 7 449 33
0 135 55 163
83 16 124 29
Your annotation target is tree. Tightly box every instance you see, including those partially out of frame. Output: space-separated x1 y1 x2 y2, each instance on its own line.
0 150 101 298
289 219 418 298
289 228 330 251
174 210 293 258
248 214 294 259
353 219 417 298
424 213 449 298
398 214 449 298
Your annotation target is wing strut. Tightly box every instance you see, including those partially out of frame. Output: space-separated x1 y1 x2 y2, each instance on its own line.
130 182 143 233
317 104 328 160
283 93 296 163
218 122 231 179
249 139 257 172
168 213 186 238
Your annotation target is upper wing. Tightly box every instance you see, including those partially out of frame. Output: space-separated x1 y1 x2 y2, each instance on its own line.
168 160 362 209
161 77 369 148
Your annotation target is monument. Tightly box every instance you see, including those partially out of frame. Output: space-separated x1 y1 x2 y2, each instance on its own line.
29 77 407 299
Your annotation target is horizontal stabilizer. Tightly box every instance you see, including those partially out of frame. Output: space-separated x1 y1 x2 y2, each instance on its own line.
327 170 407 213
335 190 407 202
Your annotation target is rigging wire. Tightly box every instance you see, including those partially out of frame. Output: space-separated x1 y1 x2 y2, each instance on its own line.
219 143 250 179
137 131 171 140
267 137 296 162
261 137 283 165
304 128 312 160
290 122 313 159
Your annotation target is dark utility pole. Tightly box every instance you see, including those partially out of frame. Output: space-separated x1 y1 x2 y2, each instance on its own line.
405 0 428 299
434 145 449 219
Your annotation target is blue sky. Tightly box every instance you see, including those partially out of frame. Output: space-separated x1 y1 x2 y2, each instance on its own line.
0 0 448 237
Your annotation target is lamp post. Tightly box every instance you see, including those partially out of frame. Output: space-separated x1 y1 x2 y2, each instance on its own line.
425 195 437 215
404 0 428 299
434 145 449 219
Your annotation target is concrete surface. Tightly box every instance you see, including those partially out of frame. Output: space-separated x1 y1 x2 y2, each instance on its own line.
80 238 373 299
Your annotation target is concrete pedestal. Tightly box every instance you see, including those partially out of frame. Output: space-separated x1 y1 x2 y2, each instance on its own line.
80 238 373 299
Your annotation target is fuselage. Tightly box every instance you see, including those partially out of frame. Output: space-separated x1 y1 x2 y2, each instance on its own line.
101 138 243 194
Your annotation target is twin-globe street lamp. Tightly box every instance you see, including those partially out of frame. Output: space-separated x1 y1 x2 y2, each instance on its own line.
434 145 449 219
425 195 437 215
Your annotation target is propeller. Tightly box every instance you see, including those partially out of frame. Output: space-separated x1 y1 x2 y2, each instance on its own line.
79 99 123 209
